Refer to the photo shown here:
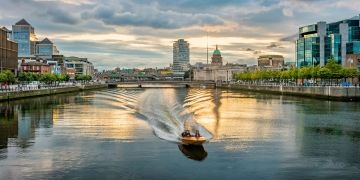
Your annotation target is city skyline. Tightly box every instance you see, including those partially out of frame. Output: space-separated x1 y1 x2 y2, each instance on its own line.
0 0 359 70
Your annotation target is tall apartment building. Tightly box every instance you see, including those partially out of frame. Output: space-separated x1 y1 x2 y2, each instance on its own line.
11 19 38 58
172 39 190 75
296 15 360 69
0 27 18 73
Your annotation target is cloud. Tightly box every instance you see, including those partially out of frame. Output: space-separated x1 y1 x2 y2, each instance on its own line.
41 8 79 25
282 8 293 17
81 4 226 29
266 42 284 49
280 34 298 42
0 0 359 69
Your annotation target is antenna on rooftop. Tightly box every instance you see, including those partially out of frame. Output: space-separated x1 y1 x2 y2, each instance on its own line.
207 31 209 64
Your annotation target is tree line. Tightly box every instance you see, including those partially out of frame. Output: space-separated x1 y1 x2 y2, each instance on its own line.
234 59 359 86
18 72 70 83
0 71 92 84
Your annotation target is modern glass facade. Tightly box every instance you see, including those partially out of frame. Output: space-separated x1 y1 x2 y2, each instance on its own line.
37 45 52 56
347 41 360 54
325 34 342 64
296 26 320 67
296 15 360 68
11 19 37 58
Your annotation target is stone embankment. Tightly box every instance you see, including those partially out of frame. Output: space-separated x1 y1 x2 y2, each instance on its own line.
219 84 360 101
0 84 107 102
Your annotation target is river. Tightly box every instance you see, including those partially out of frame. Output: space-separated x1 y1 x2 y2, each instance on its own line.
0 88 360 179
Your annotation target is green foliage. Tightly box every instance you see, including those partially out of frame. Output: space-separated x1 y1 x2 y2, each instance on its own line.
40 73 57 82
234 58 359 83
0 70 15 83
17 72 71 82
318 68 331 79
0 73 6 82
75 74 92 81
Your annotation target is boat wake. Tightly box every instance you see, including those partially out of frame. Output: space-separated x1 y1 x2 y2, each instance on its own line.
135 89 212 143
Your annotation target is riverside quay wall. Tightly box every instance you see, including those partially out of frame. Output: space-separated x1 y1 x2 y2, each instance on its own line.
0 84 107 101
219 84 360 101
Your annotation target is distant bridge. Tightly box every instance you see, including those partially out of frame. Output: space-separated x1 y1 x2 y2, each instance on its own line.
107 81 216 88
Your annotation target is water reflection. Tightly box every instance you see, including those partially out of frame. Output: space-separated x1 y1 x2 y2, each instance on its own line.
0 88 359 179
0 94 77 153
178 144 208 161
0 104 18 151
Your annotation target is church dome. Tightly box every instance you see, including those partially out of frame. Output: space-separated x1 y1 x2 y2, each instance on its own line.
213 45 221 56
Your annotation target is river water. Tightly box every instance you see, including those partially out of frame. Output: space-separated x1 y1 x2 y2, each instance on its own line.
0 88 359 179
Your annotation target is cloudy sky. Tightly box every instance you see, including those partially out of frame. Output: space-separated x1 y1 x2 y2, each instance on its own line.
0 0 359 70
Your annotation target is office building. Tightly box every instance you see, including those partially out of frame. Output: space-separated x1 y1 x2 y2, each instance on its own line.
296 15 360 69
173 39 190 75
258 55 284 69
0 27 18 73
35 38 59 60
64 56 94 76
11 19 38 58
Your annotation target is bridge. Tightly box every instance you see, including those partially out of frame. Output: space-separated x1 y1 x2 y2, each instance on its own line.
107 81 216 88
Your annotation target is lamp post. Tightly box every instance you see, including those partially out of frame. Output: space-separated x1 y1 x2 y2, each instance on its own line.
312 59 317 86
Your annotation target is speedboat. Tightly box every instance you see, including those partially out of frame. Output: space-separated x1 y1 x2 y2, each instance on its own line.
180 130 206 145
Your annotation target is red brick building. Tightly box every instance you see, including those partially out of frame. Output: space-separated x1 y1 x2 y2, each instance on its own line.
20 60 50 74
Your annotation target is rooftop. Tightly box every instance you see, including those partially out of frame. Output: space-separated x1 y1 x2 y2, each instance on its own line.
258 55 284 59
38 38 53 44
213 45 221 56
22 61 49 66
15 18 31 26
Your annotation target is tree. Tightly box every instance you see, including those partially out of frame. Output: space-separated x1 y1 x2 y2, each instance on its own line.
0 73 6 83
18 72 35 82
75 74 92 82
40 73 57 84
0 70 15 84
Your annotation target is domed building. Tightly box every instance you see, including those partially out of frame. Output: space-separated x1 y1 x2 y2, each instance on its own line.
211 45 223 66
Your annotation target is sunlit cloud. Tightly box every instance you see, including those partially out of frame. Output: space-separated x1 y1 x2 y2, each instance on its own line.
0 0 359 70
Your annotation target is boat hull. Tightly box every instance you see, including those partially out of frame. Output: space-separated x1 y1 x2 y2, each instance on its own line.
180 136 206 145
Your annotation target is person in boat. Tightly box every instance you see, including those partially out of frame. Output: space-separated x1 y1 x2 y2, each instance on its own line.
195 130 200 137
182 130 191 137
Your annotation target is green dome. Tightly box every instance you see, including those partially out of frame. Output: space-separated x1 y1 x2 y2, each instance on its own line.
213 45 221 55
213 49 221 55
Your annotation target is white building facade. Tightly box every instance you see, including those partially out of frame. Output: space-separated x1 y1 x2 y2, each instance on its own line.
193 63 246 82
64 56 94 76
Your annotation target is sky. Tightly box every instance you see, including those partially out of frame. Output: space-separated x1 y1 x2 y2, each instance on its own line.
0 0 359 70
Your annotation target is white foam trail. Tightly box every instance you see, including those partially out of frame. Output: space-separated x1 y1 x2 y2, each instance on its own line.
135 89 212 143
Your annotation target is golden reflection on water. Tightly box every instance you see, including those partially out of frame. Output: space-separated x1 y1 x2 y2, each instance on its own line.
51 92 150 141
186 88 282 151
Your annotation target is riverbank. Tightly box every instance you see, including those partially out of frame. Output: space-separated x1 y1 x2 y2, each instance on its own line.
218 84 360 101
0 84 107 102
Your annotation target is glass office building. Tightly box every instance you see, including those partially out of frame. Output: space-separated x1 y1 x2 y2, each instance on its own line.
296 15 360 68
172 39 190 75
11 19 38 58
35 38 59 60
